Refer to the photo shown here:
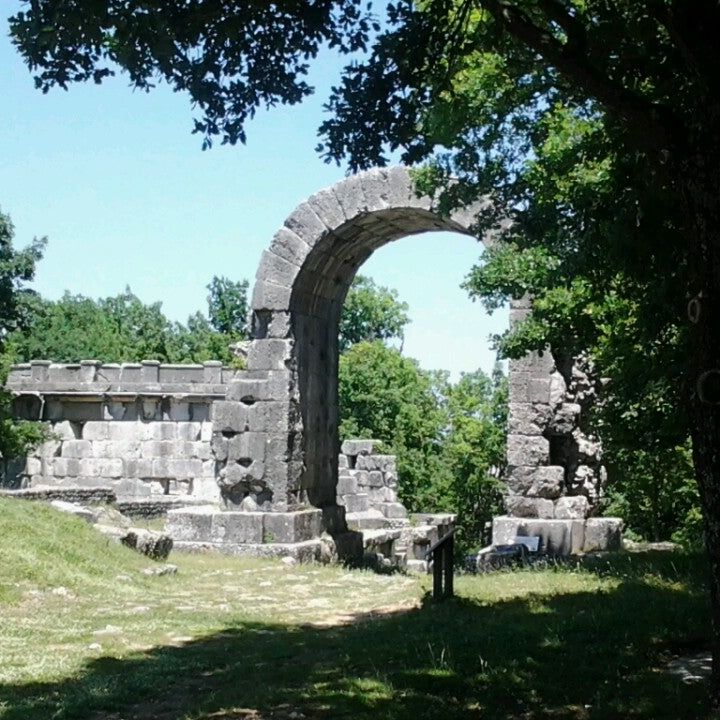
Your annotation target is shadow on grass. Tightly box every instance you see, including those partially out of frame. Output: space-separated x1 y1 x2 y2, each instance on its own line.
1 553 712 720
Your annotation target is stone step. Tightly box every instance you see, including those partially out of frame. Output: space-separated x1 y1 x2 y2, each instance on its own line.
361 528 401 549
345 509 390 531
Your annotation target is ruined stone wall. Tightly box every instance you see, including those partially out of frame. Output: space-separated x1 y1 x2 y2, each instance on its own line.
6 360 234 500
503 301 606 521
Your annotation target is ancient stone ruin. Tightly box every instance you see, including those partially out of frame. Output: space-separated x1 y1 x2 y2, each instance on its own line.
4 166 621 560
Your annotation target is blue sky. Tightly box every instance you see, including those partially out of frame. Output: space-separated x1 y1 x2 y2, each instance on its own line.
0 12 507 379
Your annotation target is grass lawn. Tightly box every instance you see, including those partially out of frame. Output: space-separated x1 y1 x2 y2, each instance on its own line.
0 496 712 719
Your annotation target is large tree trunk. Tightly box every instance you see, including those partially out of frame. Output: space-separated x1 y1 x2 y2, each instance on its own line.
690 403 720 708
683 148 720 709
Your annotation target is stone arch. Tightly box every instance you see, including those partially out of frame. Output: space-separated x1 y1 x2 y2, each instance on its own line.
211 166 607 549
250 166 488 511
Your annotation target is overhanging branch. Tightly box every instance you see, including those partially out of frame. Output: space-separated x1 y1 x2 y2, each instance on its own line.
478 0 680 150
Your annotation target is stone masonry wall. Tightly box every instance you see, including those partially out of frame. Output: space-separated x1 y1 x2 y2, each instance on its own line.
6 360 235 500
503 300 606 521
337 439 407 520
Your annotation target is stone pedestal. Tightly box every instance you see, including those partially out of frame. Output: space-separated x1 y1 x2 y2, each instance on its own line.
492 515 623 555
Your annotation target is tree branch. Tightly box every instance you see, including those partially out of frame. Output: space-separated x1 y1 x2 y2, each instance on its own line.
651 0 720 93
535 0 586 51
480 0 680 150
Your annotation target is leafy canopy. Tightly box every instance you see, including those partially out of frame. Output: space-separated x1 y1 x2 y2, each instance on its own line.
338 274 410 352
0 209 48 458
9 1 378 148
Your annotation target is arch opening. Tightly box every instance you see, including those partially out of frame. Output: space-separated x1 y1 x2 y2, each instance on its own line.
290 208 479 509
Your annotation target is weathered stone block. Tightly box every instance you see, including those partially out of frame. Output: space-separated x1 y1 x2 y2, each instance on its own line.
227 432 266 463
211 512 264 543
142 441 173 459
223 459 265 483
336 474 358 495
176 422 201 441
554 495 589 519
189 441 211 460
332 173 368 220
257 250 300 288
267 227 311 267
356 454 396 472
341 439 379 456
378 502 407 519
506 465 565 499
307 187 347 230
247 340 294 371
349 469 369 486
265 312 293 339
251 280 293 312
166 506 215 541
284 201 328 245
583 518 623 552
123 458 153 478
98 458 123 478
25 457 42 475
151 458 171 478
548 403 581 434
263 509 323 543
365 471 384 487
492 516 585 555
107 440 141 458
504 495 554 519
528 378 551 404
53 458 80 477
82 421 109 441
108 423 143 442
229 371 293 403
212 401 246 433
168 458 203 479
549 371 568 407
508 372 530 403
53 420 79 440
507 403 551 436
506 435 549 466
342 493 369 513
61 440 93 459
210 434 228 462
78 458 99 477
200 422 213 442
152 422 177 441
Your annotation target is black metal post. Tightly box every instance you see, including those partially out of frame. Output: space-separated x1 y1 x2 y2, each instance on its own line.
443 534 454 598
433 546 443 600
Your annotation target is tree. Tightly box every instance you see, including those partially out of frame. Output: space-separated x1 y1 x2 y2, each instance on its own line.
11 278 248 365
442 365 507 552
314 3 720 700
338 340 450 510
0 209 47 461
9 2 376 149
206 276 248 337
11 288 179 363
338 274 410 352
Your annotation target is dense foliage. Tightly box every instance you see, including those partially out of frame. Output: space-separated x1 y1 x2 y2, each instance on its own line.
338 275 410 352
0 210 48 460
10 277 248 365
